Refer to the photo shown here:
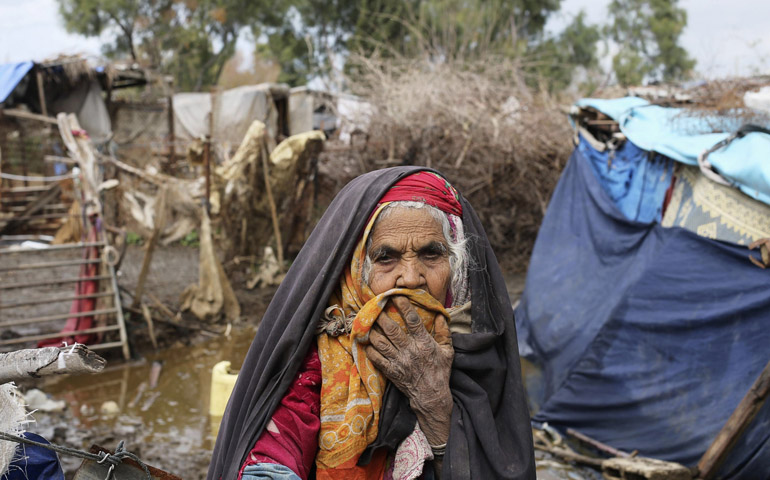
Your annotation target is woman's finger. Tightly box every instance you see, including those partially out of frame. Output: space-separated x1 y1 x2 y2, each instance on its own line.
433 314 452 347
365 344 391 373
392 296 427 337
369 327 398 358
376 309 410 349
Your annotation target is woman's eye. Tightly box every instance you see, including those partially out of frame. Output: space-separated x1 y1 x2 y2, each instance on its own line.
375 254 394 264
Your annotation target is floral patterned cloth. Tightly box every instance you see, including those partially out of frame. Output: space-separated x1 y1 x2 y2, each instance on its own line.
315 203 449 479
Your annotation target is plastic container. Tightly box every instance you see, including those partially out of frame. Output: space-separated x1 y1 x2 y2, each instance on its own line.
209 360 238 416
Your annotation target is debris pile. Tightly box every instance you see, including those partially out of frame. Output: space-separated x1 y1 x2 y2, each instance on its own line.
339 55 574 270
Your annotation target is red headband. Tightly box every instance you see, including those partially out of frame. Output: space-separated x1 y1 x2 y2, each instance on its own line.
377 172 462 217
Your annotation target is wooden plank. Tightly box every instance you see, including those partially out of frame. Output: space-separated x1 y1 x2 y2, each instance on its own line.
0 324 119 346
0 275 111 290
696 359 770 479
1 308 118 327
0 291 114 309
87 341 125 350
5 186 51 193
0 241 104 255
0 258 100 272
0 212 72 222
0 183 61 235
7 203 68 212
1 108 58 125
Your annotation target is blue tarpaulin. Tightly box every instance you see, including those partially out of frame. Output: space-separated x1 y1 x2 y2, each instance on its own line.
575 97 770 205
516 136 770 478
5 432 65 480
0 61 33 104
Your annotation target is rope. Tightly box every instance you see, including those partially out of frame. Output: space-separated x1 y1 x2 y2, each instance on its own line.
0 431 151 479
0 172 77 182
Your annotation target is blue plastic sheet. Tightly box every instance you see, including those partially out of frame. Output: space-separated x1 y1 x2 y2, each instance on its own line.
575 97 770 207
0 61 33 103
516 140 770 478
580 135 674 223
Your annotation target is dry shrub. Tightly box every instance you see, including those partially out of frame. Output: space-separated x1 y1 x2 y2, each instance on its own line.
337 55 573 271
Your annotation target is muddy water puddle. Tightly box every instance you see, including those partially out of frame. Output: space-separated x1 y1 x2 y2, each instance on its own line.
33 326 258 477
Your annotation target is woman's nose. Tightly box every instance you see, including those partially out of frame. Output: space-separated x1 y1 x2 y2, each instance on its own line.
396 261 425 289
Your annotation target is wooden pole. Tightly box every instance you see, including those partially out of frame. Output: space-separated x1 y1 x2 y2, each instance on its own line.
204 136 211 214
567 428 631 458
35 69 48 117
18 126 28 187
261 144 284 269
167 90 175 163
0 345 105 383
130 186 168 310
1 108 58 125
696 358 770 479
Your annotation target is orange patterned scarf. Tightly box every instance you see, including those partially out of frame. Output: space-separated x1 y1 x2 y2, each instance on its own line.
315 204 450 479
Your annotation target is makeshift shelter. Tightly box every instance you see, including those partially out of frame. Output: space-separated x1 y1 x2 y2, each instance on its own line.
516 97 770 478
0 58 146 236
173 83 289 147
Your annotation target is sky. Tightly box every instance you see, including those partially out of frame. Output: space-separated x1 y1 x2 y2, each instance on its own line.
1 0 768 79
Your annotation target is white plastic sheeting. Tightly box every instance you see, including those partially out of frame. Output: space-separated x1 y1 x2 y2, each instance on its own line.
173 84 281 147
336 94 374 144
51 80 112 144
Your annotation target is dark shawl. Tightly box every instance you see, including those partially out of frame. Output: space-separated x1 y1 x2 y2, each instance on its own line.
207 166 535 480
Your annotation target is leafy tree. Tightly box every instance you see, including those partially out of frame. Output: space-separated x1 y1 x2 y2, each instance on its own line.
58 0 168 61
606 0 695 86
528 10 601 92
257 0 567 86
57 0 285 91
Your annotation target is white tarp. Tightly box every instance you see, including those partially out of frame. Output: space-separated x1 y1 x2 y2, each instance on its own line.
336 94 374 144
289 87 314 136
173 84 280 146
51 80 112 144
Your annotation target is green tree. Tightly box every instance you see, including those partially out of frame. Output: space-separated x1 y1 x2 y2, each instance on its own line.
257 0 567 86
528 10 601 92
606 0 695 86
58 0 167 61
57 0 285 91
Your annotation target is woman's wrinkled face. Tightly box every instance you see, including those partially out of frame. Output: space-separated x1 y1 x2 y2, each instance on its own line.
367 207 451 304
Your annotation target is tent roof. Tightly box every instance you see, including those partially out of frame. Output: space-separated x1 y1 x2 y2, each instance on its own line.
575 96 770 206
0 61 33 103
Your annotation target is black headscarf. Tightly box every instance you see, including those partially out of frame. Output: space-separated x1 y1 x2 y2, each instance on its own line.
207 166 535 480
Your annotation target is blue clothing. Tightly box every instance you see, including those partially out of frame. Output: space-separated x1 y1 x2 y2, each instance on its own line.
5 432 65 480
241 463 301 480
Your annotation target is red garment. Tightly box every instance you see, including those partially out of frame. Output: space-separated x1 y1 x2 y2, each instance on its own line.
239 345 322 480
377 171 462 217
40 225 99 347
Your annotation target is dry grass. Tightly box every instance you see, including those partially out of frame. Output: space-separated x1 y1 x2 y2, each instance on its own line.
335 55 573 271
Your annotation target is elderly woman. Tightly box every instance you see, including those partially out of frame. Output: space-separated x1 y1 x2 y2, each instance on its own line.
208 167 534 480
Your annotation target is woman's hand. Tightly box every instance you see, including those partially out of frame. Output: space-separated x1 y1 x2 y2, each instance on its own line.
365 295 454 447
